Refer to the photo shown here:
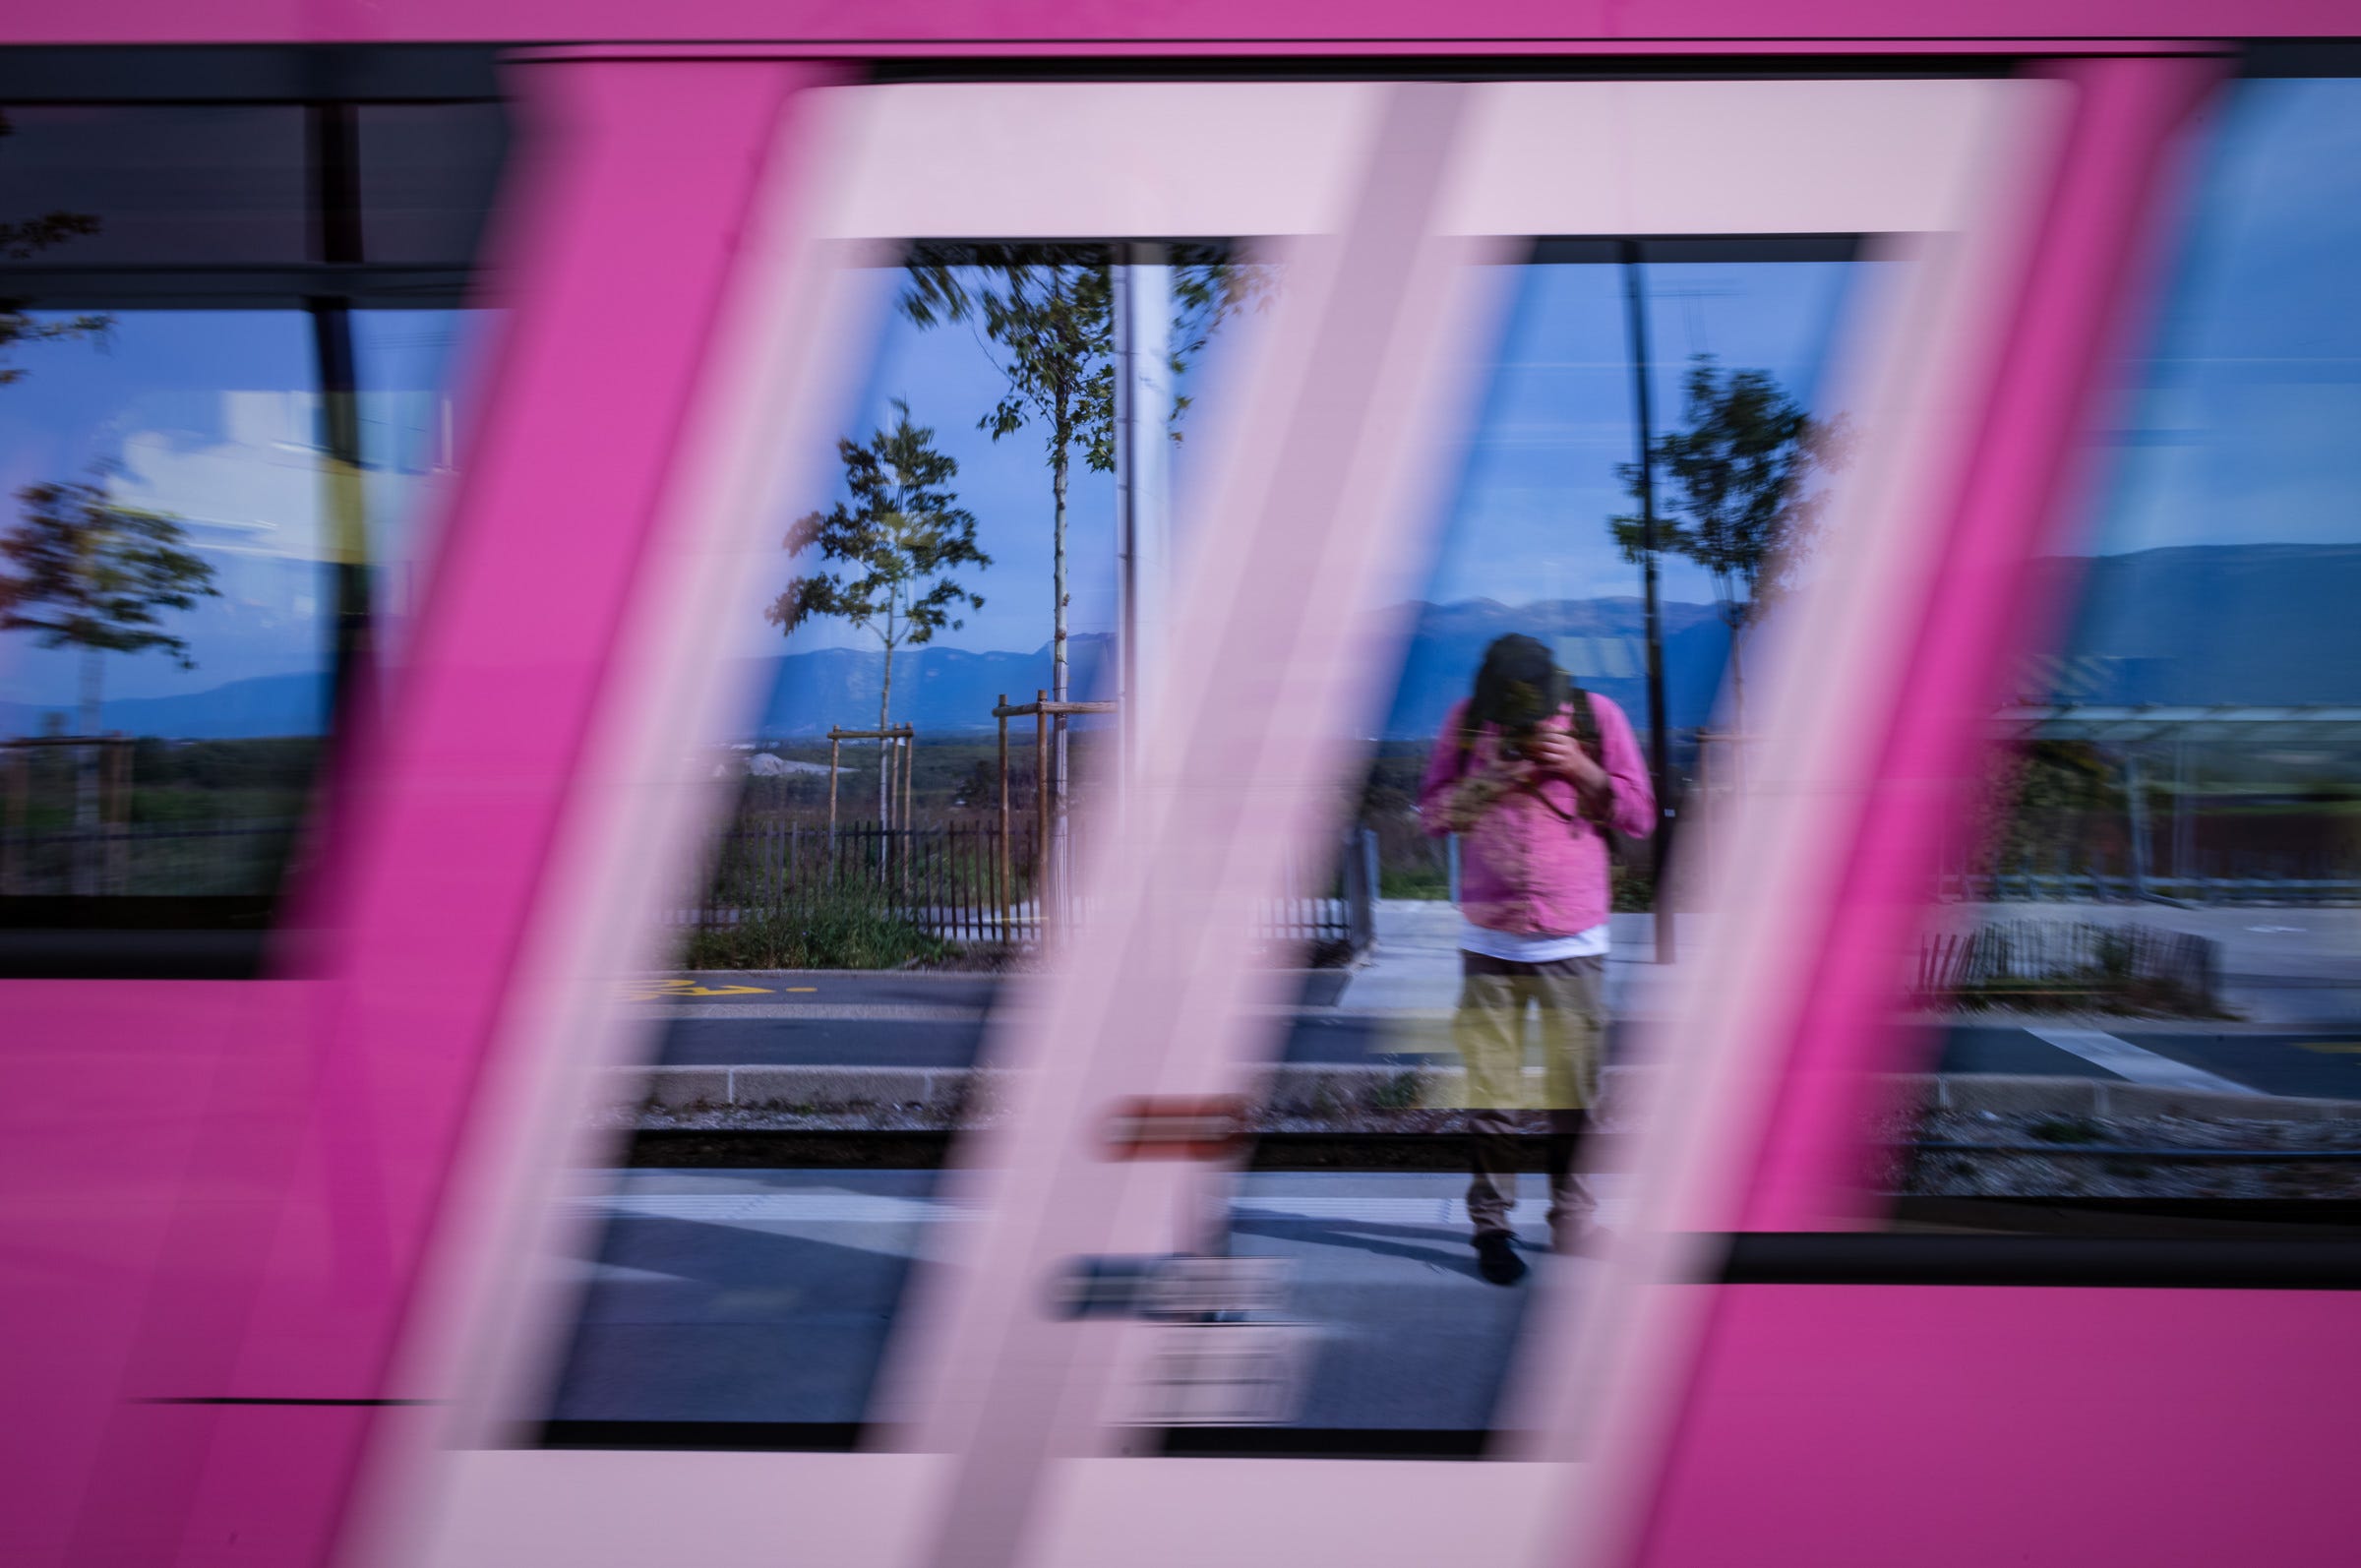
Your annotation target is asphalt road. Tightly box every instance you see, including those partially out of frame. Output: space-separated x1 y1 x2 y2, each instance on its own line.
632 973 2361 1096
548 1168 1567 1436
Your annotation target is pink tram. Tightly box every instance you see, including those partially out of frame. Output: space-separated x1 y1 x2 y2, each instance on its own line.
4 8 2359 1568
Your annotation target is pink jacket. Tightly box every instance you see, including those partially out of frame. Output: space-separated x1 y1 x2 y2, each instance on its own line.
1418 694 1656 936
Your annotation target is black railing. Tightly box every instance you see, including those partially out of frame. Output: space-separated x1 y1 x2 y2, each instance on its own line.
1914 918 2220 1014
0 819 299 897
692 819 1378 954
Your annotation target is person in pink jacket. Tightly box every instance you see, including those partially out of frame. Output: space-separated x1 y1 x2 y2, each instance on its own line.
1419 633 1655 1284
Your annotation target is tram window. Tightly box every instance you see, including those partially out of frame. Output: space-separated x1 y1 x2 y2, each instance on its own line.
356 103 507 266
0 104 310 265
1119 238 1873 1456
539 242 1271 1447
1884 78 2361 1235
0 90 503 973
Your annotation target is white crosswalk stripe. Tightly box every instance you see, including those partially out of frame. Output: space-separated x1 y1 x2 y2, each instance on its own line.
562 1191 1618 1229
2026 1026 2261 1094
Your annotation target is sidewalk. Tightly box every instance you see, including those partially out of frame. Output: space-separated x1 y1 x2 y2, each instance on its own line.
1345 898 2361 1030
1339 899 1708 1020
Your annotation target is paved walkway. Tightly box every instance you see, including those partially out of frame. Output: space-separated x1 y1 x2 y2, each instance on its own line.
1338 900 1710 1020
1343 898 2361 1030
548 1168 1612 1433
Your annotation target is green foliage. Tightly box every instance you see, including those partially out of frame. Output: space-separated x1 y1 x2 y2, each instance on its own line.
903 253 1118 476
1381 863 1451 900
769 398 990 730
952 756 998 807
898 244 1264 465
2029 1116 2103 1145
0 110 110 386
128 736 321 797
1609 855 1655 913
682 884 951 971
0 474 219 664
896 246 1270 718
1973 741 2119 881
1613 355 1844 621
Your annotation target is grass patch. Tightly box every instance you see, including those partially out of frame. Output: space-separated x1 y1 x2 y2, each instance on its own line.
1381 864 1451 900
2028 1115 2103 1145
683 884 950 971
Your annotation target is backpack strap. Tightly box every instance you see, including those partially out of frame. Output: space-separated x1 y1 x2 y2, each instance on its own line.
1568 686 1603 758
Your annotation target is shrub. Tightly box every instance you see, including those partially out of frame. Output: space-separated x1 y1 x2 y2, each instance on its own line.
683 882 950 970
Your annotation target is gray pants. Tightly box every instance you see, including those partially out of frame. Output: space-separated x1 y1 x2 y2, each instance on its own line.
1453 949 1605 1238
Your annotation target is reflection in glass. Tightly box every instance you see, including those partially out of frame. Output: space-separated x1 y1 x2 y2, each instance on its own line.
1165 250 1863 1449
357 103 508 266
0 90 499 951
0 104 309 265
543 247 1268 1443
0 308 481 908
539 241 1866 1449
1900 80 2361 1226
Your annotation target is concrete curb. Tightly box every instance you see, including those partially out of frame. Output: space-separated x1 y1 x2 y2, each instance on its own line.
600 1063 2361 1123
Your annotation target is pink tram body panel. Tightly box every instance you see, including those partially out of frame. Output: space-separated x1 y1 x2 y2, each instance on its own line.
0 9 2355 1568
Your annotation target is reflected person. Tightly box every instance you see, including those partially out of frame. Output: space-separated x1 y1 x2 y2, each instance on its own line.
1418 633 1655 1285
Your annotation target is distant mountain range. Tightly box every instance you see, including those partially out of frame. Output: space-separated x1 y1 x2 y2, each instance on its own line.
728 604 1733 741
1369 596 1730 742
734 634 1120 739
0 671 328 740
2030 543 2361 706
13 544 2361 741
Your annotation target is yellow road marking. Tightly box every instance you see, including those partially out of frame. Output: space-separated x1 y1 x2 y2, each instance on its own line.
622 978 775 1001
2296 1042 2361 1055
786 987 817 993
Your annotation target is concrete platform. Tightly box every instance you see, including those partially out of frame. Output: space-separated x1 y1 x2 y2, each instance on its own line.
545 1169 1619 1432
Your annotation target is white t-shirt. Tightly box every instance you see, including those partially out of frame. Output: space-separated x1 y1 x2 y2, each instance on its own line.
1457 916 1609 963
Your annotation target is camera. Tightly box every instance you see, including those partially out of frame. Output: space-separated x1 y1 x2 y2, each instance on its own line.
1469 635 1569 761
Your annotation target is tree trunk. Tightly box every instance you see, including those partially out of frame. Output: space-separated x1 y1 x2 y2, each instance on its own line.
1050 438 1070 919
878 632 895 830
74 644 101 895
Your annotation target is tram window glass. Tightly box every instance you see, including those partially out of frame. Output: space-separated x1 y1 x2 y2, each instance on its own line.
1886 78 2361 1234
540 244 1266 1447
356 103 507 266
0 91 503 970
1152 239 1865 1455
0 105 309 265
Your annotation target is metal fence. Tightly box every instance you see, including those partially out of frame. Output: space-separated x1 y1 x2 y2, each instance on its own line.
1942 867 2361 905
696 818 1378 954
1914 918 2221 1012
0 819 297 897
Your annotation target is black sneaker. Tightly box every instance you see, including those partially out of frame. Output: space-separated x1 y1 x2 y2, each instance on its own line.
1473 1231 1526 1286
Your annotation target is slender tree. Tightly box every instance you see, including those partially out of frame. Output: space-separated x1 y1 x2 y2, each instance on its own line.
898 246 1262 832
1612 356 1846 731
769 399 989 826
900 255 1110 735
0 106 121 889
0 474 219 888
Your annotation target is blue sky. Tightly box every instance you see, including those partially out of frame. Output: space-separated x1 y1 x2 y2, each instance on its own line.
0 308 466 714
1416 257 1858 612
2079 78 2361 556
7 74 2359 723
765 254 1859 663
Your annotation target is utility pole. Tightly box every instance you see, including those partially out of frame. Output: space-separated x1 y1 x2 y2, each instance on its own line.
1115 242 1176 792
1620 241 1676 964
